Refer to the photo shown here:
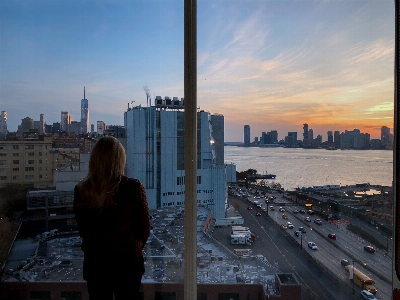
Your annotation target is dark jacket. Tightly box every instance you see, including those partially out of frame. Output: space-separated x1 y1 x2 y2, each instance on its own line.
73 176 151 259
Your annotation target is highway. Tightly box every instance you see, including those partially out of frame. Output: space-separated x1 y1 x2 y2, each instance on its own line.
224 187 392 300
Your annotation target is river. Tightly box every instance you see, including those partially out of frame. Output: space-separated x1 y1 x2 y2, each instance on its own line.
224 146 393 190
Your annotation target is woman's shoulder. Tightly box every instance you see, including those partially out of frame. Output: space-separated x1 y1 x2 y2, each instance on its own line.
120 176 143 189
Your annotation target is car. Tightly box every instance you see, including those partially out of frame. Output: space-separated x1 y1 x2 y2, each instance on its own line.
307 210 314 215
280 224 288 230
256 212 262 216
299 227 306 233
340 259 351 266
261 207 267 211
305 217 311 222
247 207 253 210
286 222 294 228
308 242 318 250
314 219 322 225
328 233 336 239
361 290 377 300
293 210 299 214
294 230 300 237
279 207 285 212
282 214 288 219
364 246 376 253
299 209 306 214
269 206 275 211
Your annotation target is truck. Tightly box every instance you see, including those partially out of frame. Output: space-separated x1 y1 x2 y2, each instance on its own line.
231 230 256 241
214 217 244 227
230 234 252 245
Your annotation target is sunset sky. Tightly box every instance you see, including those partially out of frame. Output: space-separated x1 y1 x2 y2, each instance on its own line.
0 0 394 141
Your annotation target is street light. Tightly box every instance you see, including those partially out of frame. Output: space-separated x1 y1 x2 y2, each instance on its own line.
266 201 269 216
352 260 355 295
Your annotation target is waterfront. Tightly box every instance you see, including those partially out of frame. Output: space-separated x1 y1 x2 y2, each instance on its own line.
225 147 393 190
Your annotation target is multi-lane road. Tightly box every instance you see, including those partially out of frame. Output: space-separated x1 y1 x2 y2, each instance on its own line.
222 188 392 300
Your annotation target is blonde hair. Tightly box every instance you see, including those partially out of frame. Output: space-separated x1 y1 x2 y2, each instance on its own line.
77 136 126 209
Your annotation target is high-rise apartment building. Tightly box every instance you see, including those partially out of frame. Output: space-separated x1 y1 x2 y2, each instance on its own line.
124 99 229 218
0 111 8 136
327 131 333 144
80 87 89 134
40 114 45 134
285 132 297 148
334 131 340 148
302 123 308 147
381 126 393 149
60 112 71 132
244 125 250 146
308 128 314 146
97 121 105 136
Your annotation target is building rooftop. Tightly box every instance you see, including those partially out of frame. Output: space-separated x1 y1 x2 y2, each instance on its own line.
2 206 291 297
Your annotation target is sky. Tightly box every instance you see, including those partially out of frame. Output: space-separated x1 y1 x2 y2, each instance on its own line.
0 0 395 142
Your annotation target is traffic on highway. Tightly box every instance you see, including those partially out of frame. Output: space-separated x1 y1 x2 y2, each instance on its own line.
222 184 392 300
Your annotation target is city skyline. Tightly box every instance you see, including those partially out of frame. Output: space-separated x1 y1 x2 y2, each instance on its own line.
0 1 394 141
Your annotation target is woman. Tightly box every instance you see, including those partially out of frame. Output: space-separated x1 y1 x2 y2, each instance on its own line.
73 136 150 300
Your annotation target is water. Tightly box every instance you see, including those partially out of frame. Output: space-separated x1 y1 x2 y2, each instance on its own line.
224 146 393 190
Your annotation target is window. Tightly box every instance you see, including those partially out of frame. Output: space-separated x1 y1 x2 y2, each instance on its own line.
0 168 6 172
0 153 6 156
12 145 19 150
25 160 34 165
13 153 19 156
12 175 19 180
39 145 43 150
0 176 7 180
26 152 34 156
25 145 34 149
0 146 6 150
0 160 5 165
12 167 19 172
39 159 42 164
25 167 34 171
13 160 19 164
25 175 34 179
39 151 42 156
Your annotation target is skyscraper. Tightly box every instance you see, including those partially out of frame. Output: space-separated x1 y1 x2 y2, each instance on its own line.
124 99 229 218
244 125 250 146
303 123 309 147
40 114 45 134
80 87 89 134
327 131 333 144
60 112 71 132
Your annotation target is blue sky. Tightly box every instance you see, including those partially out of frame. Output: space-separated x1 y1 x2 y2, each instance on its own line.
0 0 394 141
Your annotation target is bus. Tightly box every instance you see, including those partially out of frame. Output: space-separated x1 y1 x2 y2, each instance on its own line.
344 265 377 294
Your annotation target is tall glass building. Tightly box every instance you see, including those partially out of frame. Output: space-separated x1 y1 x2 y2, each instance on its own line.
244 124 250 146
80 87 89 134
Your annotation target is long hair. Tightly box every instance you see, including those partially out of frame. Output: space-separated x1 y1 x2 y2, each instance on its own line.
77 136 126 210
